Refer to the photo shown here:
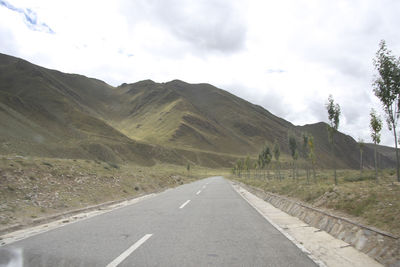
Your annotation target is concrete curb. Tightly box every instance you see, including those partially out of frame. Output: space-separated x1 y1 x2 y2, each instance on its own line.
237 182 400 266
231 182 327 267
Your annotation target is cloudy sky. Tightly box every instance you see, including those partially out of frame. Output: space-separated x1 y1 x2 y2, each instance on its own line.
1 0 400 146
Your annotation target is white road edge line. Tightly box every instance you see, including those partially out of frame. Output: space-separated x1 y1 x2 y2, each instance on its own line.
179 200 191 209
196 190 201 195
231 183 326 267
106 234 153 267
0 194 157 247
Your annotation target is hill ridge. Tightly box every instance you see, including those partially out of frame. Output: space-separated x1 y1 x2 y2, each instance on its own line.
0 52 396 168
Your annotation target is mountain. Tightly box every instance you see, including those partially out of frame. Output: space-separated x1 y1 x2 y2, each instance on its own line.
110 79 291 155
365 143 399 164
0 53 396 168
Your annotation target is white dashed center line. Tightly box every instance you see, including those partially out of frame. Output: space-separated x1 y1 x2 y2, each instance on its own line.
196 190 201 195
106 234 153 267
179 200 191 209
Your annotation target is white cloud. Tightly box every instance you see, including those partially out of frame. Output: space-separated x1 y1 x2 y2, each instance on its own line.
120 0 248 54
0 0 400 147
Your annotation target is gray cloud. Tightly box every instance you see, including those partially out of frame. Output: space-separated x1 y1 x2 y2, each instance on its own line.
290 0 400 81
223 83 292 122
308 100 327 123
121 0 247 54
266 69 286 74
342 90 371 124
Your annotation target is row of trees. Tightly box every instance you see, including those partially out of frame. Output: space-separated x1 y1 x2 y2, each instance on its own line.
233 40 400 184
232 133 317 183
328 40 400 184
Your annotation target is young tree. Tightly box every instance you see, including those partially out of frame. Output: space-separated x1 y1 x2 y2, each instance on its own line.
186 163 191 173
308 135 317 182
370 109 383 182
263 146 272 179
288 133 298 179
294 150 299 178
325 94 341 185
263 145 272 179
259 145 272 179
257 154 264 179
358 138 365 175
373 40 400 182
235 159 243 177
244 156 251 179
253 161 258 179
303 133 310 182
273 141 281 180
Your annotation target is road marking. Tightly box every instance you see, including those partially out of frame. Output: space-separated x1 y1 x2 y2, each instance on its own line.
202 185 206 189
106 234 153 267
232 184 326 267
179 200 191 209
196 190 201 195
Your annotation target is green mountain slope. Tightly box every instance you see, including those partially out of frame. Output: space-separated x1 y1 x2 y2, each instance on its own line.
111 80 395 168
0 53 395 168
0 54 236 167
112 80 292 155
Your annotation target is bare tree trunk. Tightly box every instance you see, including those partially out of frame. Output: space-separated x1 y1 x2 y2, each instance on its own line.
360 150 363 176
394 126 400 182
278 162 281 180
292 161 295 180
312 165 316 182
306 163 309 184
374 140 378 183
332 135 337 185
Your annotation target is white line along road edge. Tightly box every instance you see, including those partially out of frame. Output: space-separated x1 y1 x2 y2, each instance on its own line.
231 183 326 267
106 234 153 267
179 200 191 209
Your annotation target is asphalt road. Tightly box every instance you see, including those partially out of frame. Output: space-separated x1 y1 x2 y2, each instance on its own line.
1 176 317 266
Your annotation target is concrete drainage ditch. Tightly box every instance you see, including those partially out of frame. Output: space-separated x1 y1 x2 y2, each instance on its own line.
240 183 400 266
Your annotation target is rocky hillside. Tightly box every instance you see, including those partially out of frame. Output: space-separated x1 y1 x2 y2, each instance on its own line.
0 53 395 168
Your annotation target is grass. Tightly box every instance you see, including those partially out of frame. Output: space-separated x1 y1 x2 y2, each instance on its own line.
230 168 400 236
0 155 229 230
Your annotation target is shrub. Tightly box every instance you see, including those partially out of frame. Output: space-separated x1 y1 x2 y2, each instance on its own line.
42 162 53 167
107 162 119 169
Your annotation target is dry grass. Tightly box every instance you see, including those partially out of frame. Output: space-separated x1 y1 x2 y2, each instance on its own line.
230 168 400 236
0 155 228 229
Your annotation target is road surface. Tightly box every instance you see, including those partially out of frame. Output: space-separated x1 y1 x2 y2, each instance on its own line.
1 176 317 266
